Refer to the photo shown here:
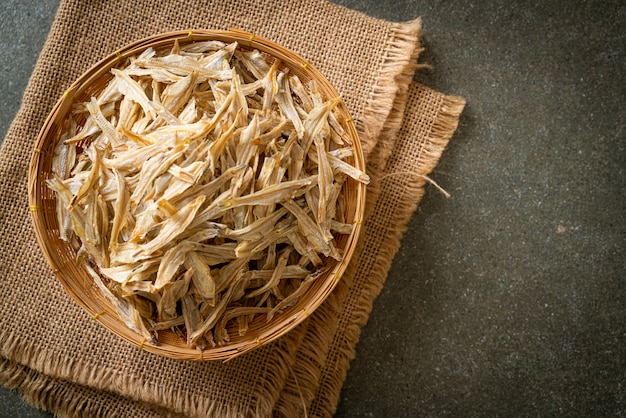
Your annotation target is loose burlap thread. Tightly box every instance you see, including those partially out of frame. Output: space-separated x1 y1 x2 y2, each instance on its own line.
0 0 464 417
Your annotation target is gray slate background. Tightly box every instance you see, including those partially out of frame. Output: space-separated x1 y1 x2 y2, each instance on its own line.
1 0 624 416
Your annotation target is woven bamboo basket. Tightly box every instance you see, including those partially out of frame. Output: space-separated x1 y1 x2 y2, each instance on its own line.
28 30 366 361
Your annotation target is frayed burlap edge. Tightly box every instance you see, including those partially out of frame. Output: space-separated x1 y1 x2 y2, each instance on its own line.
358 18 423 160
1 331 306 418
248 319 309 417
274 91 466 417
0 357 180 418
0 357 111 418
0 323 307 418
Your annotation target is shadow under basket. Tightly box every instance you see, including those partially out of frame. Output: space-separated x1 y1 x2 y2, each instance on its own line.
27 29 366 361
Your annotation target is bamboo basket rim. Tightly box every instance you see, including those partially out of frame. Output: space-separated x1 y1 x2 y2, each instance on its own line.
28 29 366 361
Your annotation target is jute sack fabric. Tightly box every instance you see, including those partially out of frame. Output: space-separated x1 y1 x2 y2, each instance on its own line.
0 0 465 416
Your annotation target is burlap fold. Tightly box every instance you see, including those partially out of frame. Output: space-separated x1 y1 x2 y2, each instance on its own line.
0 0 464 417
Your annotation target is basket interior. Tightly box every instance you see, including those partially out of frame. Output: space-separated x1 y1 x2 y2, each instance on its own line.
28 30 366 360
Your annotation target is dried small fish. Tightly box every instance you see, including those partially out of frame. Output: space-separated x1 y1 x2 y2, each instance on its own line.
246 249 290 299
86 97 123 148
136 195 205 257
48 40 367 349
182 294 204 347
275 72 305 139
154 241 197 289
216 306 272 342
184 251 216 304
85 263 154 343
219 176 316 209
157 269 192 321
109 169 129 253
51 139 76 181
68 145 101 210
267 269 324 321
327 153 370 184
134 53 233 81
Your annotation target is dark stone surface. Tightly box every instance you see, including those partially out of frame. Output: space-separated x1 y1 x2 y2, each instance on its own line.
0 1 624 417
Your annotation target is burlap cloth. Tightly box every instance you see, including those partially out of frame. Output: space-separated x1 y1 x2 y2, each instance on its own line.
0 0 464 416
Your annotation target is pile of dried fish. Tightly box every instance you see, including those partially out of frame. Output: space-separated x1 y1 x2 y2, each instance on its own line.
48 40 369 349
